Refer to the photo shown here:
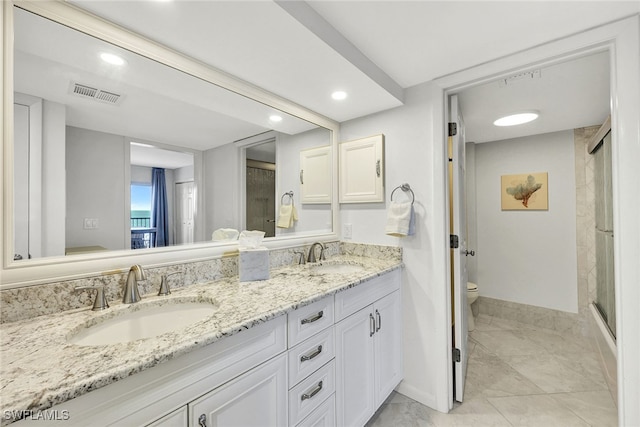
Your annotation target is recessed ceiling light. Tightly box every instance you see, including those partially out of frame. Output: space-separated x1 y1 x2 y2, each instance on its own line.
332 91 347 101
493 111 539 127
100 52 126 66
269 115 283 122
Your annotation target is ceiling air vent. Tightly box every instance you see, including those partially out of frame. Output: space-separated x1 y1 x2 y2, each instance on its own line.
70 82 123 105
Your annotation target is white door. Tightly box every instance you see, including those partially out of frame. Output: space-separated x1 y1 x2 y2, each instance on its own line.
451 94 469 402
13 103 30 260
175 182 194 245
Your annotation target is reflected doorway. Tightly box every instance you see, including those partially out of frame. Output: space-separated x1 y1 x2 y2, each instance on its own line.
245 140 276 237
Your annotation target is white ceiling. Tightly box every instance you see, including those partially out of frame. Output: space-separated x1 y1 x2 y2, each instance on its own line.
34 1 640 145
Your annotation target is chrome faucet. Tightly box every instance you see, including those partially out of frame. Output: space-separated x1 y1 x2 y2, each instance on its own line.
307 242 326 263
123 264 146 304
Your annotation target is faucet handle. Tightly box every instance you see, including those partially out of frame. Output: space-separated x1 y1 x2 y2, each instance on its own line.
293 251 306 265
75 285 109 311
158 272 180 296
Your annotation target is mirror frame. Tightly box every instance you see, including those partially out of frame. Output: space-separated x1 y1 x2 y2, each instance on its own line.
1 0 340 288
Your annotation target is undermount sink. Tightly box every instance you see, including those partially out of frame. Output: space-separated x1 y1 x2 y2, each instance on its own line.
68 299 218 346
310 262 365 275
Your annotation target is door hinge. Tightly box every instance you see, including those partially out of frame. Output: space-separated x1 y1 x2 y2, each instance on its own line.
448 122 457 136
450 234 459 249
453 347 461 363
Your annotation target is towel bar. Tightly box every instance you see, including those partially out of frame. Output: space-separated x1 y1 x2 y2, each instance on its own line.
390 183 415 204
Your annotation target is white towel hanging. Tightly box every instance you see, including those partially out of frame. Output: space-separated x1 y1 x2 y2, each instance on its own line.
385 201 414 237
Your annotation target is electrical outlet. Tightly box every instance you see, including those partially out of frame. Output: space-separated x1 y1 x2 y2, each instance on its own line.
343 223 353 239
83 218 99 229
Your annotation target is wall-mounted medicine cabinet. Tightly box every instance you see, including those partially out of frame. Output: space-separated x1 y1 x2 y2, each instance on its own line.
300 145 332 204
339 134 385 203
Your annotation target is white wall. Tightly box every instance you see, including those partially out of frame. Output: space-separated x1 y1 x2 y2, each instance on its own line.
203 142 241 238
474 130 578 313
41 100 66 257
339 82 451 411
66 126 126 251
277 127 332 236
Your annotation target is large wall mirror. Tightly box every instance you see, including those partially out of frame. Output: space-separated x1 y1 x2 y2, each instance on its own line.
2 1 339 287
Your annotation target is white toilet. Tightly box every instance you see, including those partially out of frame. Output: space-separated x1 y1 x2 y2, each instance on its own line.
467 282 479 331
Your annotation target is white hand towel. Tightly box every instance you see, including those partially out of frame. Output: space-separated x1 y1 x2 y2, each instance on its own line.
385 201 414 237
277 204 297 228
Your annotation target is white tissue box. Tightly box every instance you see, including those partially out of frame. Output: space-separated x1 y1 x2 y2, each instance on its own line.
239 247 270 282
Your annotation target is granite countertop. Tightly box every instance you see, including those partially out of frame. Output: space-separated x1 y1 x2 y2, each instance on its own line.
0 255 402 423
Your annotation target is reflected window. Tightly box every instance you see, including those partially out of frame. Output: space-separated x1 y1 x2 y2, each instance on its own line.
131 184 151 228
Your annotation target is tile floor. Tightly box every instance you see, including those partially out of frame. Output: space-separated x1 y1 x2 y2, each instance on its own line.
366 313 617 427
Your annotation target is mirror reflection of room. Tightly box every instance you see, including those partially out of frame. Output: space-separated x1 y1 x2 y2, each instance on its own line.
11 6 332 261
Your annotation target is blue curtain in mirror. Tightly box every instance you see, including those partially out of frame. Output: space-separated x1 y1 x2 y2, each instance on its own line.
151 168 169 247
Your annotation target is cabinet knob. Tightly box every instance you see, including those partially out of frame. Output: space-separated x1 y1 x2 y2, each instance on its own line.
198 414 207 427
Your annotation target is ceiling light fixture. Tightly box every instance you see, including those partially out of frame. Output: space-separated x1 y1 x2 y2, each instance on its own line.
100 52 126 66
331 91 347 101
493 111 539 127
269 115 283 122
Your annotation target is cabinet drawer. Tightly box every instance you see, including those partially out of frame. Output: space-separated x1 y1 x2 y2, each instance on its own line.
289 360 335 425
288 327 335 388
146 406 187 426
296 394 335 427
335 269 400 321
288 296 334 347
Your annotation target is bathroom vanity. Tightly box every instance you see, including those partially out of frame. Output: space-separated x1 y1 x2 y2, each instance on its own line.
1 255 402 426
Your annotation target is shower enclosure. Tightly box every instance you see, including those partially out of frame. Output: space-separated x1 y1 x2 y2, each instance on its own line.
591 130 616 337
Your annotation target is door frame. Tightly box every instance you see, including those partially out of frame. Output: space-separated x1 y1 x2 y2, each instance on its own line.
437 16 639 422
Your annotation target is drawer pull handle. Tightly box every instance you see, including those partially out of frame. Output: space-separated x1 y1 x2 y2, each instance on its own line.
300 345 323 362
198 414 207 427
301 310 324 325
301 380 323 401
376 309 382 332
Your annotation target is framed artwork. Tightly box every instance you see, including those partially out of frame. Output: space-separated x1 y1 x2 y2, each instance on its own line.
501 172 548 210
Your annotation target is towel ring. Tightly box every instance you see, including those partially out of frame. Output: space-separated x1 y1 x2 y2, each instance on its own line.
390 183 415 205
281 191 294 204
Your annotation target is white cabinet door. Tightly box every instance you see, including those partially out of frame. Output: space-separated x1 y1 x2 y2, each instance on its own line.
335 305 375 427
339 134 384 203
373 290 403 407
300 145 331 204
189 354 287 427
335 289 403 426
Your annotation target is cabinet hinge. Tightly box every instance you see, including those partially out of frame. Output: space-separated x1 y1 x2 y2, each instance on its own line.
453 348 461 363
450 235 459 249
448 122 457 136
